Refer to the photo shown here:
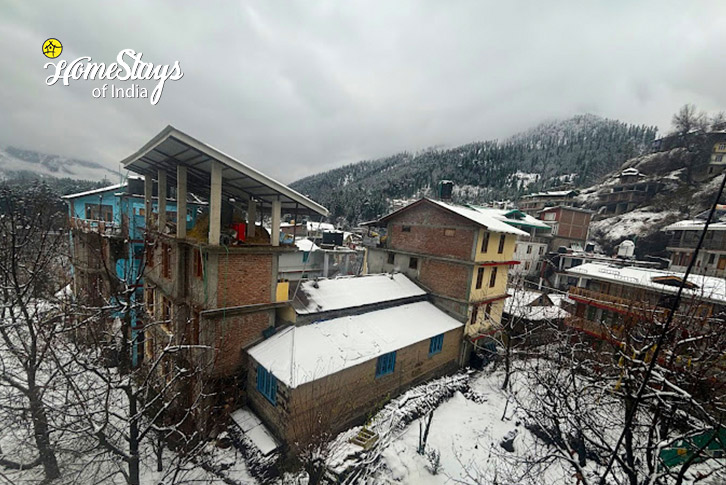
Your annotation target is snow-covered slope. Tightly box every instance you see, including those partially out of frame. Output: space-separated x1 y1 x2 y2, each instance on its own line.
0 146 115 181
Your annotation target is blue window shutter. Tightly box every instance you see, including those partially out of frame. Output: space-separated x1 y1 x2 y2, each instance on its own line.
429 334 444 356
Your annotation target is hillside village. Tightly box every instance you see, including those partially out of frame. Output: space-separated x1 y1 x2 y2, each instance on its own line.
3 109 726 484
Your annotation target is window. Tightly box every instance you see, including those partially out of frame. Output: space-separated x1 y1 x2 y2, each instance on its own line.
376 351 396 377
402 225 411 233
84 203 114 222
256 365 277 405
489 267 498 287
526 245 532 254
497 234 506 254
444 228 456 237
485 303 492 316
387 252 395 265
543 212 556 221
708 253 716 264
719 143 726 151
539 246 544 255
161 243 171 278
302 251 310 263
524 262 530 271
193 248 203 279
146 243 154 268
145 286 155 314
409 257 418 270
481 232 490 253
475 267 484 289
470 305 478 325
429 334 444 356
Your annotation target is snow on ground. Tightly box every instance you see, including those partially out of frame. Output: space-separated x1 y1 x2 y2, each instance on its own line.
371 368 570 485
589 208 679 242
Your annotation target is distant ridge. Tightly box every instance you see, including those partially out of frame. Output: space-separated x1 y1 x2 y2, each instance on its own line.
290 114 658 224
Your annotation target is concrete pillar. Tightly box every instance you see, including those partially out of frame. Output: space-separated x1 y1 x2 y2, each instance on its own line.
246 199 256 239
176 165 187 239
323 252 329 278
144 175 153 231
157 169 167 232
209 161 222 245
271 199 281 247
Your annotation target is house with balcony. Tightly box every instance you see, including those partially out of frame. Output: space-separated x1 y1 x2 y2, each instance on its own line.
597 168 663 215
663 207 726 277
364 198 528 360
63 178 201 365
479 208 552 280
563 262 726 341
518 190 579 216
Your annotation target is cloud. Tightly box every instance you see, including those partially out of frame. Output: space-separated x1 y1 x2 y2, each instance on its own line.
1 0 726 182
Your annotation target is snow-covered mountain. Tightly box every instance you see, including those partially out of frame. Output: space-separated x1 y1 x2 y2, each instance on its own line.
0 146 116 181
578 139 722 256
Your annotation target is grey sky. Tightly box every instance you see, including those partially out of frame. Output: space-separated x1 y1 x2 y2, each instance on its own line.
2 1 726 183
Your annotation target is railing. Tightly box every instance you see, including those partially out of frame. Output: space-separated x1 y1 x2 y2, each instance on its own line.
564 315 616 340
567 286 667 318
70 216 122 236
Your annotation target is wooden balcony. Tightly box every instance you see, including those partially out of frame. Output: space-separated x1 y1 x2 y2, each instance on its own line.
70 216 123 237
567 286 667 318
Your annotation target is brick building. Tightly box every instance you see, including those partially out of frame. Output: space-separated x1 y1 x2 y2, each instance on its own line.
365 198 528 359
518 190 579 216
120 126 328 429
537 205 593 250
564 262 726 341
247 292 463 447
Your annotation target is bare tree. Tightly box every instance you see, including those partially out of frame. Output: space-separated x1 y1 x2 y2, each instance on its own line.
0 183 68 482
54 225 217 485
672 104 708 135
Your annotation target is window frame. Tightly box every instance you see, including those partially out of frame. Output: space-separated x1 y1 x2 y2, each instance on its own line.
401 225 411 233
475 267 484 289
429 334 444 356
481 232 490 253
256 365 278 405
409 257 418 270
375 351 397 378
387 252 395 265
489 267 498 288
497 234 506 254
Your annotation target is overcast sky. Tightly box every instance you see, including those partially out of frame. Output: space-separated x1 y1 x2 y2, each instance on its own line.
2 1 726 183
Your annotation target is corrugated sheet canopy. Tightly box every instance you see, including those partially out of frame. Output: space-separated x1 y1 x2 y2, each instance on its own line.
121 126 328 216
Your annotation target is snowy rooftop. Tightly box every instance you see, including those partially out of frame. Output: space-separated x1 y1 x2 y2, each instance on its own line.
504 290 570 321
293 273 426 315
230 407 280 456
425 199 529 236
567 263 726 304
482 208 551 230
248 301 463 388
662 219 726 232
62 182 128 199
521 190 578 198
294 238 320 252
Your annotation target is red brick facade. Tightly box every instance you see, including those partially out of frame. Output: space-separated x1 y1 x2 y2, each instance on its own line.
215 253 273 307
205 310 273 377
387 202 476 260
419 259 470 300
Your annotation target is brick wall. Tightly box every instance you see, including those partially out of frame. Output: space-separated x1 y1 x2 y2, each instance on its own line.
216 253 274 307
419 258 471 300
204 310 273 376
387 202 476 261
247 326 463 446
